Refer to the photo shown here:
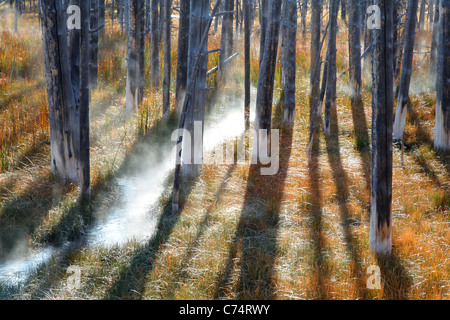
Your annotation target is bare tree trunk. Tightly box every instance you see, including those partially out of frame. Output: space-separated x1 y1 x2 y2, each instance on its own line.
89 0 99 89
80 0 91 198
429 2 440 82
244 0 251 131
393 0 419 142
182 0 211 177
14 0 21 33
40 0 80 183
151 0 161 89
323 0 338 136
300 0 308 35
219 0 234 78
259 0 268 65
162 0 172 119
175 0 190 115
254 0 282 158
125 0 141 113
434 0 450 151
348 0 362 100
281 0 297 125
418 0 426 30
370 0 394 255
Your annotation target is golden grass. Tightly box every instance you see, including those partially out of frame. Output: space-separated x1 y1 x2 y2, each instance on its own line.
0 9 449 300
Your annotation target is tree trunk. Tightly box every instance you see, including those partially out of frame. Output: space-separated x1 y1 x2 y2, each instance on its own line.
310 0 322 95
182 0 211 177
348 0 362 100
281 0 297 125
393 0 419 142
418 0 426 30
89 0 99 89
434 0 450 151
244 0 251 131
175 0 190 115
254 0 282 158
14 0 21 33
259 0 268 65
80 0 91 198
40 0 80 183
429 2 440 81
162 0 172 119
301 0 308 35
150 0 161 89
323 0 338 136
219 0 234 78
370 0 394 255
125 0 141 113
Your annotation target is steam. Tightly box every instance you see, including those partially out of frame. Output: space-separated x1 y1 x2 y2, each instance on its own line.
0 88 256 287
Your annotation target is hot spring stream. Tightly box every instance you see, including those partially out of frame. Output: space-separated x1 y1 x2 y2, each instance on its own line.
0 91 256 287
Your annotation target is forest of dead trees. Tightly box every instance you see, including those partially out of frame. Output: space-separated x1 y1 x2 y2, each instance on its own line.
5 0 450 257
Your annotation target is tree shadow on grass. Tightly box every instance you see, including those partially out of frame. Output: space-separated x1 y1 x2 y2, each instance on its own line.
325 104 369 299
376 251 412 300
214 110 294 300
164 163 237 299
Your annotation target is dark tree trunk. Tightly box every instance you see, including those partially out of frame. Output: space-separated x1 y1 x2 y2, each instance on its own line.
219 0 234 77
348 0 362 101
175 0 190 114
162 0 172 119
259 0 268 65
323 0 338 136
370 0 394 255
40 0 80 183
254 0 282 158
301 0 308 35
281 0 297 125
89 0 99 88
434 0 450 151
393 0 419 142
80 0 91 198
429 2 440 81
244 0 251 131
151 0 161 89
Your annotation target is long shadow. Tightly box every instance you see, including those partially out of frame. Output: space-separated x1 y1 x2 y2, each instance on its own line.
404 107 450 188
350 96 371 193
325 104 368 299
164 164 237 299
376 251 412 300
214 110 294 299
307 139 329 299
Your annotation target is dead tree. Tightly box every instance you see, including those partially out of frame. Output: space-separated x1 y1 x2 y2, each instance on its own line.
162 0 172 119
254 0 282 156
172 0 222 213
310 0 322 104
348 0 362 101
281 0 297 125
323 0 338 136
40 0 80 183
393 0 419 142
89 0 99 88
14 0 21 33
300 0 308 35
244 0 251 131
80 0 91 198
175 0 190 114
370 0 395 255
150 0 161 89
219 0 234 78
429 2 440 82
434 0 450 151
125 0 144 113
418 0 426 30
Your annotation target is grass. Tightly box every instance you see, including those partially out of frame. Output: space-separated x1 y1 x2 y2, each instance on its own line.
0 7 449 300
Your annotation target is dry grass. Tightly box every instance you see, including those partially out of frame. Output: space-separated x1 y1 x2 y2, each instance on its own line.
0 8 449 300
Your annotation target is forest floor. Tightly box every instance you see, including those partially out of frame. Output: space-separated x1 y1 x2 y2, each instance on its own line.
0 8 449 300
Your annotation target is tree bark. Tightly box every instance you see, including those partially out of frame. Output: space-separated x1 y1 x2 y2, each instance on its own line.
393 0 419 142
348 0 362 101
244 0 251 131
281 0 297 125
434 0 450 151
125 0 141 113
254 0 282 158
40 0 80 183
175 0 190 115
370 0 394 255
162 0 172 119
151 0 161 89
219 0 234 78
89 0 99 89
323 0 338 136
182 0 211 177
